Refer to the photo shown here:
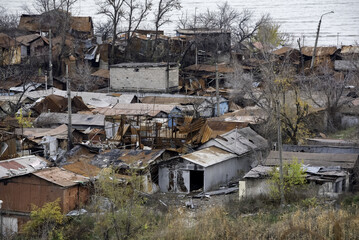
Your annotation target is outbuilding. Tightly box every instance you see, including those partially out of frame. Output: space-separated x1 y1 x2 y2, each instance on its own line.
110 62 179 92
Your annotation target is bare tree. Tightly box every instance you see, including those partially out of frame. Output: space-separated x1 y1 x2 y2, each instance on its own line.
123 0 152 59
300 64 358 132
152 0 181 55
97 0 126 64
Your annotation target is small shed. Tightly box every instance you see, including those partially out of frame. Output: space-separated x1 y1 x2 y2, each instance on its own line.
158 146 248 193
110 62 179 92
0 166 89 233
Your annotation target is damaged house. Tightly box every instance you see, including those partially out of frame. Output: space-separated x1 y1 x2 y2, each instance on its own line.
158 127 268 193
238 151 359 199
91 149 177 193
0 157 89 234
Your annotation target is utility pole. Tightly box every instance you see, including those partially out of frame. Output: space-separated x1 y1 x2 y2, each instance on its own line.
215 62 220 117
310 11 334 70
277 100 285 206
48 29 53 88
66 65 72 151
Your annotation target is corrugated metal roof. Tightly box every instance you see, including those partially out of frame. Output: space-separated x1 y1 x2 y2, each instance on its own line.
17 124 68 140
113 103 176 114
92 107 166 117
301 47 338 56
92 149 166 169
264 151 359 169
184 64 234 73
243 165 273 179
182 146 236 167
62 161 101 178
91 69 110 79
199 127 268 156
33 167 88 187
35 113 105 127
16 34 42 46
0 155 48 180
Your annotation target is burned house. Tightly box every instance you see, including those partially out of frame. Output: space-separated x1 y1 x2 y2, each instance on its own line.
301 46 339 69
18 13 93 39
0 33 21 65
0 158 89 234
245 151 359 197
176 28 231 65
158 127 268 193
15 34 49 62
110 62 179 92
91 149 176 193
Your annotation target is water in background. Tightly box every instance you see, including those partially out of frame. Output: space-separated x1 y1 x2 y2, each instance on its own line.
3 0 359 47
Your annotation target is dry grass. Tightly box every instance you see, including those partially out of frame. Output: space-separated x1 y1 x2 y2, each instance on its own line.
151 205 359 240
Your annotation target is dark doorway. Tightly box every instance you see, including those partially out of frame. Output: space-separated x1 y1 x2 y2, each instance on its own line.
190 170 204 191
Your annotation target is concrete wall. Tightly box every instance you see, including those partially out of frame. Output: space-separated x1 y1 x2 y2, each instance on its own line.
238 179 271 199
110 65 179 92
341 115 359 129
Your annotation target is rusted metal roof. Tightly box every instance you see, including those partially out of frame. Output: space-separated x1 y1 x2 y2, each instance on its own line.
272 47 300 56
62 161 101 178
264 151 359 170
184 64 234 73
182 146 236 167
92 149 166 169
33 167 89 187
91 69 110 79
117 149 166 169
243 165 273 179
15 34 45 46
341 46 359 54
0 155 48 180
301 47 338 56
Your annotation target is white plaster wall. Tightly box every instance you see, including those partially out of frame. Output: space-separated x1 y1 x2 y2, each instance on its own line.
238 179 271 199
3 216 18 234
110 66 178 92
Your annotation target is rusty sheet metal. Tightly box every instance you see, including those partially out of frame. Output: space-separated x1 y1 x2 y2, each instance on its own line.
301 46 338 57
0 155 48 179
62 161 101 178
113 124 130 141
264 151 359 170
91 69 110 79
15 34 41 46
184 64 234 73
33 167 89 187
117 149 166 169
182 146 236 167
18 124 68 140
340 46 359 54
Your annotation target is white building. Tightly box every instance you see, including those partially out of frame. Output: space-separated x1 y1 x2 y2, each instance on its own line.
110 62 179 92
